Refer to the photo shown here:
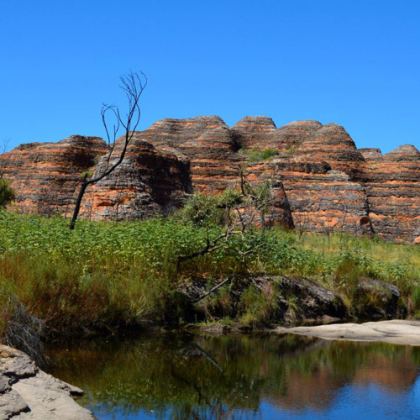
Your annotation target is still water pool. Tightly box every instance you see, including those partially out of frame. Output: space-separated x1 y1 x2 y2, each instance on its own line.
46 333 420 419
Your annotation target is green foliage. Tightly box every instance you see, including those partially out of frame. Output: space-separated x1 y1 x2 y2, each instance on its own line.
240 148 278 163
238 284 278 326
412 286 420 318
0 209 418 334
0 179 15 207
177 190 242 227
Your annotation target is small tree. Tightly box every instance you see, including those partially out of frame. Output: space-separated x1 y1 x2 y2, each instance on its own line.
69 71 147 230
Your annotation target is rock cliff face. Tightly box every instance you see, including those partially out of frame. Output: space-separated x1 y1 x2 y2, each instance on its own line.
134 116 242 193
358 145 420 242
0 116 418 243
0 136 108 216
80 139 192 221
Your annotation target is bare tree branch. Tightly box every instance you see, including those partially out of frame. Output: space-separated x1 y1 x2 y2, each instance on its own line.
69 71 147 230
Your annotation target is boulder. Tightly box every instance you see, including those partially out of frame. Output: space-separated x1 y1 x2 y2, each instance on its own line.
252 275 348 325
0 345 92 420
352 278 406 320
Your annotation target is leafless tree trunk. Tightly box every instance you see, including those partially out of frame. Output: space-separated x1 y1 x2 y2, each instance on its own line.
69 72 147 230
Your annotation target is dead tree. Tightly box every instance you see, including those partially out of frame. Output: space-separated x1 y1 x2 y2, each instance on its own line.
69 72 147 230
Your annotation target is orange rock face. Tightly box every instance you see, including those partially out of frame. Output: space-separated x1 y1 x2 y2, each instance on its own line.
136 116 242 193
0 116 418 243
357 145 420 242
0 136 108 216
80 139 192 221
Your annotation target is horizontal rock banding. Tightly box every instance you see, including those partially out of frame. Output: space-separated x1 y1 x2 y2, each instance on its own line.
0 136 108 216
0 116 418 242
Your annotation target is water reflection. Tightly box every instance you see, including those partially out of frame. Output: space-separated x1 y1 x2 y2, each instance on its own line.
47 333 420 419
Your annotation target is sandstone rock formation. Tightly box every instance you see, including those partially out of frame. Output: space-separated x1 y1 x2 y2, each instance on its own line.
135 116 242 193
0 345 92 419
358 144 420 241
80 138 192 221
0 116 418 242
0 136 108 216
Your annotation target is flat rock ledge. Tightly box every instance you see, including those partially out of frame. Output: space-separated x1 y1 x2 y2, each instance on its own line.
0 345 93 420
275 320 420 346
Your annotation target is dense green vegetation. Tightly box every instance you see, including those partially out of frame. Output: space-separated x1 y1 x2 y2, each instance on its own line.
0 206 418 337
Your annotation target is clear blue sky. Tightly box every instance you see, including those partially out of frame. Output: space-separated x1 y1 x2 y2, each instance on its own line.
1 0 419 152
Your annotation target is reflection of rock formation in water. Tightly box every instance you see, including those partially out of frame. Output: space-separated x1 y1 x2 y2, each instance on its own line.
268 370 346 410
353 355 418 392
45 334 420 417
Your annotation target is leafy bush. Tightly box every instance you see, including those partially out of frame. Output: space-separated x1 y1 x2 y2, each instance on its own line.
0 178 15 207
240 148 278 163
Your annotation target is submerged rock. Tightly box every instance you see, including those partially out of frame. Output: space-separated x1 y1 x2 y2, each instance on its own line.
0 345 92 419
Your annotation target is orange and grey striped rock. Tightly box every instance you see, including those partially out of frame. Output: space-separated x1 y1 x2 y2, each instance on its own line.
80 138 192 221
357 145 420 242
0 135 108 216
136 116 242 193
0 116 418 242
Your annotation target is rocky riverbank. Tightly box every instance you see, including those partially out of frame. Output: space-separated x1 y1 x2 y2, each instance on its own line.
0 345 92 420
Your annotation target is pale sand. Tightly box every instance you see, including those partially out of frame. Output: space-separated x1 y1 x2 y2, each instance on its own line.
275 320 420 346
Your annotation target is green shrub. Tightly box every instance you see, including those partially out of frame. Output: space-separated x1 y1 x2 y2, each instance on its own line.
238 284 278 327
240 148 278 163
412 286 420 316
0 178 15 207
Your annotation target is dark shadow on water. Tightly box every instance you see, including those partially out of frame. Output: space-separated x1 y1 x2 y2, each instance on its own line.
46 332 420 419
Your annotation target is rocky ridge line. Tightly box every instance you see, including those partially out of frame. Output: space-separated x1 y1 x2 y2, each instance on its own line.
0 116 418 243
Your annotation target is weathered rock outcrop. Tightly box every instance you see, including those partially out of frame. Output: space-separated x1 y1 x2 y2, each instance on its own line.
0 116 418 242
275 320 420 346
352 278 406 320
357 145 420 242
80 138 192 220
0 345 92 419
0 136 108 216
273 276 348 325
135 116 242 193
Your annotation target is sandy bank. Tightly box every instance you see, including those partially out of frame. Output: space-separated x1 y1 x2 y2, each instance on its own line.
275 320 420 346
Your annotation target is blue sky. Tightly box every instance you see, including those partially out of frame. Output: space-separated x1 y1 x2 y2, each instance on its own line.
1 0 419 152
